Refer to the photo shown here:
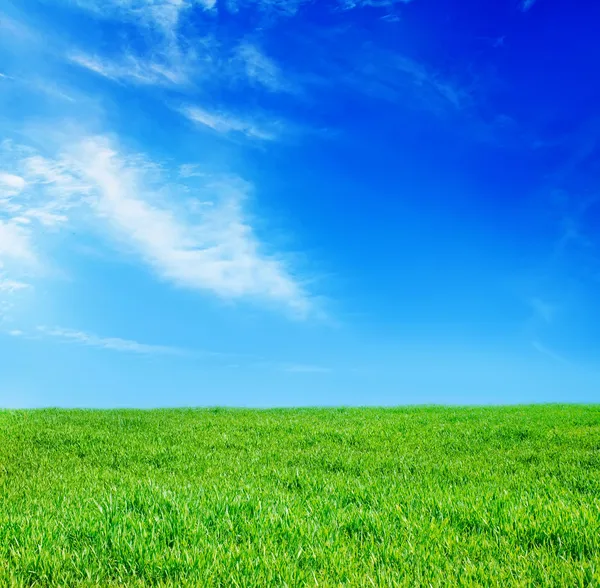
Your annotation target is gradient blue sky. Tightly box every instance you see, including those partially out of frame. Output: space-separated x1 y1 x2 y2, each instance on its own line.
1 0 599 407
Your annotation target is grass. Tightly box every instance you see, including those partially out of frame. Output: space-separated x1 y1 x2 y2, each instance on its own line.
1 405 599 586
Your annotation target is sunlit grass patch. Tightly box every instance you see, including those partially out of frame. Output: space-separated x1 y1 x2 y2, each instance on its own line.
1 405 599 585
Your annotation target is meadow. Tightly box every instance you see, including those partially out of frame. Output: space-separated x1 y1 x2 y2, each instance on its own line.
1 405 599 586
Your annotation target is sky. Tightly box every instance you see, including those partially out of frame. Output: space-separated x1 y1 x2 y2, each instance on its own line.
1 0 600 407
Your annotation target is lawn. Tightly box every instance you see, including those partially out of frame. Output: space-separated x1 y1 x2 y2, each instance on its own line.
1 406 599 586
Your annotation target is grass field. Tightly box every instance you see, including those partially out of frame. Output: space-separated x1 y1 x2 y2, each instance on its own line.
1 406 599 586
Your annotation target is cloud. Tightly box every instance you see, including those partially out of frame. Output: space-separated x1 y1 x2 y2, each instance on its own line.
236 43 292 94
225 0 310 17
282 363 332 373
179 164 209 178
531 340 570 365
64 0 214 37
69 38 292 95
32 81 77 103
312 44 470 115
69 53 186 86
22 154 91 199
0 221 34 319
389 56 468 110
0 221 36 265
33 326 186 355
341 0 413 8
24 209 70 227
0 163 39 297
227 0 411 17
64 0 218 88
180 106 279 140
4 134 311 315
0 14 37 42
74 137 309 313
8 326 334 373
0 279 29 293
529 297 556 323
0 172 26 197
521 0 537 11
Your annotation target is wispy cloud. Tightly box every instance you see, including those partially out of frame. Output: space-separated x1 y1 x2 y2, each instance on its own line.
282 363 332 373
521 0 537 11
311 42 471 115
0 221 36 265
394 57 467 109
236 43 293 94
228 0 411 16
0 167 37 300
69 53 187 86
531 340 571 365
0 219 34 321
64 0 214 38
0 14 37 42
341 0 413 8
21 325 186 355
180 106 279 140
225 0 310 17
2 134 312 316
0 172 26 197
0 279 29 293
62 0 218 89
529 297 556 323
75 137 309 312
349 54 469 112
7 325 338 375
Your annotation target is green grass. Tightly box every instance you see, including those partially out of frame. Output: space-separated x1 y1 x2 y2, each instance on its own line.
1 406 599 586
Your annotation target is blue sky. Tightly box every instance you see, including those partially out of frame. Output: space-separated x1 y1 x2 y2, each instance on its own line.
1 0 600 407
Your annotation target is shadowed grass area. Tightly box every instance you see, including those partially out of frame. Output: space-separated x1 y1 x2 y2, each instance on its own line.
1 405 599 586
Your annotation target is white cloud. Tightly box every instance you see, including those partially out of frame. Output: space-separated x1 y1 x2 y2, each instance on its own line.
69 53 186 86
179 163 209 178
8 325 332 371
22 155 90 197
24 209 70 227
226 0 309 16
0 221 36 265
0 221 35 318
64 0 217 88
0 280 29 293
65 0 214 34
341 0 413 7
7 155 88 231
35 325 185 355
530 297 556 323
33 81 77 103
0 161 39 298
0 173 25 191
0 15 37 42
236 43 292 93
393 56 467 110
282 363 332 373
6 135 310 315
532 340 570 365
0 123 312 316
0 172 26 198
75 137 309 313
322 46 469 114
180 106 279 140
0 219 34 320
